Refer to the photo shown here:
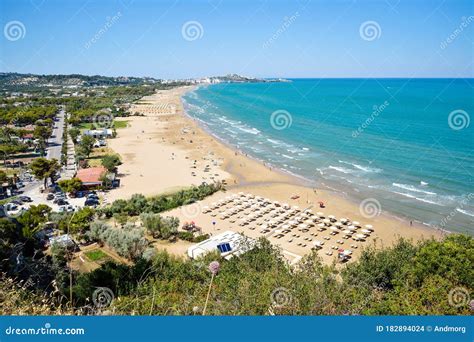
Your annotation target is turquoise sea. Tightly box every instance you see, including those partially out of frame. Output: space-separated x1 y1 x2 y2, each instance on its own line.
182 79 474 234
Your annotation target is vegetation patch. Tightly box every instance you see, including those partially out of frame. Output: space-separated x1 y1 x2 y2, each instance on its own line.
84 249 109 262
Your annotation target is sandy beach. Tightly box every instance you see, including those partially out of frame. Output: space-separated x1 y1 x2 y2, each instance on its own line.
108 86 443 264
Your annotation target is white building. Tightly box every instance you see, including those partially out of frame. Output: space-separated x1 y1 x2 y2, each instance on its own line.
187 231 256 260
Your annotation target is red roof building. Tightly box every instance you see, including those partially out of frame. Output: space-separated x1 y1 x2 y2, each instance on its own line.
76 167 107 187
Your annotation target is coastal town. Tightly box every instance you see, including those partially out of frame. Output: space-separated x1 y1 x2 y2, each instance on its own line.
0 72 471 316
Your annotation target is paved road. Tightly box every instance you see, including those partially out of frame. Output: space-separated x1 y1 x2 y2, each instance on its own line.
46 108 65 161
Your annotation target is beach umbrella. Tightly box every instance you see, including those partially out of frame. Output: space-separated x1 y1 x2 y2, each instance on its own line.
318 223 325 228
365 224 373 229
334 222 342 227
316 212 325 217
330 226 339 231
352 221 360 226
340 218 348 223
323 219 331 225
292 206 300 210
348 225 356 230
298 223 308 229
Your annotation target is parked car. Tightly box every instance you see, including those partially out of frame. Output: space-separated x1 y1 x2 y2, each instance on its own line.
19 196 32 202
56 199 69 206
87 194 99 200
16 182 25 188
85 198 99 207
5 203 18 211
11 199 23 205
46 193 55 200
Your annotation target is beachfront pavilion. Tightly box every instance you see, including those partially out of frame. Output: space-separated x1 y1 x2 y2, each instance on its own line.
187 230 256 260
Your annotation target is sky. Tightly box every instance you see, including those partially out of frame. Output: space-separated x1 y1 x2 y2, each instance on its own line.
0 0 473 79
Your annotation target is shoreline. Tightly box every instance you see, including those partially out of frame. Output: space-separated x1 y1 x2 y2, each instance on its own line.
180 87 442 236
108 86 444 264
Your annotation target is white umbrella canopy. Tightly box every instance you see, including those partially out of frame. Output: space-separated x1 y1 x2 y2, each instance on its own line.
281 224 290 230
340 218 348 223
298 223 308 229
343 229 353 234
365 224 373 230
352 221 360 226
292 206 300 210
361 229 372 234
330 226 339 231
347 225 356 230
316 212 325 217
323 219 331 225
318 223 325 228
288 220 298 226
334 222 342 227
313 240 324 246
